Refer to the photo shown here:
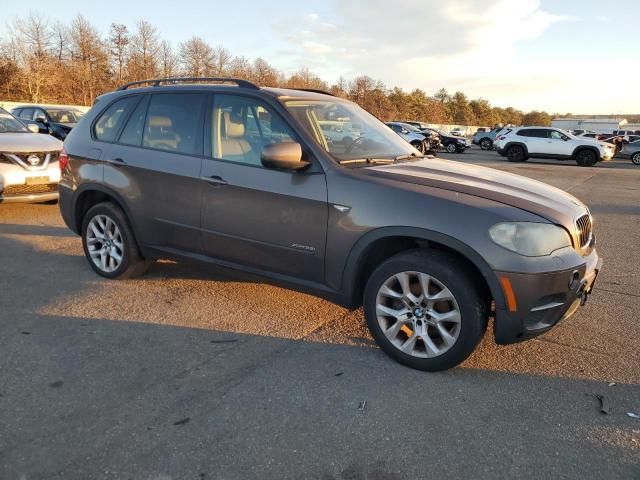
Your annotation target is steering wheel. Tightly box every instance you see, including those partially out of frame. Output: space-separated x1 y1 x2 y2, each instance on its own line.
344 136 367 154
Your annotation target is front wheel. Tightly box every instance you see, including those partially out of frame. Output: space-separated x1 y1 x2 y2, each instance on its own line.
631 152 640 165
363 250 488 371
445 142 457 153
81 202 149 279
575 149 598 167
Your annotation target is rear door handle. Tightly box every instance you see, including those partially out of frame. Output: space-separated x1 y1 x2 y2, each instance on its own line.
202 175 228 186
104 157 127 167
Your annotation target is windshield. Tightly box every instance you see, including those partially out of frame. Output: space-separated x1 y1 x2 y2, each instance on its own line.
283 99 416 162
46 109 83 123
0 111 28 133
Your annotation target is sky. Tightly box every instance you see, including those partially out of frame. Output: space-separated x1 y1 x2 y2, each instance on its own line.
3 0 639 114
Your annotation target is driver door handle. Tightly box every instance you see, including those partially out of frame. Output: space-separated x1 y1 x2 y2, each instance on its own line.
202 175 228 186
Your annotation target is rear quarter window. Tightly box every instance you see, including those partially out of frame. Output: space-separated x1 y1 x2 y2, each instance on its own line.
93 96 140 142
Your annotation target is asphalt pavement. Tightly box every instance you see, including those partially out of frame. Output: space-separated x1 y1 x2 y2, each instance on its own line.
1 147 638 479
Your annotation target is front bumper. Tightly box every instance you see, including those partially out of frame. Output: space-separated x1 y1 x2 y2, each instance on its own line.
493 248 602 344
0 163 60 204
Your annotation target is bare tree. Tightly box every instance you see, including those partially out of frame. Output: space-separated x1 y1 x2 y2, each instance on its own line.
109 23 129 82
11 14 54 102
159 40 177 78
128 20 160 80
178 36 213 77
251 58 278 86
211 45 231 76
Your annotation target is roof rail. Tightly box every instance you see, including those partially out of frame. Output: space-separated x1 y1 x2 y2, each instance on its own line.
116 77 260 91
289 88 335 97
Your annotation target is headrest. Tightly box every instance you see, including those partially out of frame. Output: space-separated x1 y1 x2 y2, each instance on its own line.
149 115 172 128
223 111 245 138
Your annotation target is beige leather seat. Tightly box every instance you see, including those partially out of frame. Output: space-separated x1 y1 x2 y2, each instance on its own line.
218 111 260 165
144 115 180 151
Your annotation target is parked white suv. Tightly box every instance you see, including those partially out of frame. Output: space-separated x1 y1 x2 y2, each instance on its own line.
494 127 615 166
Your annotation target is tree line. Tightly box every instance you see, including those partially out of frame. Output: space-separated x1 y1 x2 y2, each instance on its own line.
1 14 564 126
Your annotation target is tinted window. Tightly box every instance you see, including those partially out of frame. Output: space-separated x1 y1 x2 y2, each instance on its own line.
119 96 149 146
18 108 34 120
33 109 47 121
142 93 204 155
518 129 547 138
212 94 296 167
94 96 139 142
549 130 564 139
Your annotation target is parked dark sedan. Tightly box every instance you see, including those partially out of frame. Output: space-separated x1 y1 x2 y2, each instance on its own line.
11 105 84 141
420 127 470 154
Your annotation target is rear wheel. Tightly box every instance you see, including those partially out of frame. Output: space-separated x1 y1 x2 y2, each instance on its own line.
506 145 526 162
631 152 640 165
480 138 493 150
575 149 598 167
363 249 488 371
81 202 149 279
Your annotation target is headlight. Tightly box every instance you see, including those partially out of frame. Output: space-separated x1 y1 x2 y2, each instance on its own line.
489 222 572 256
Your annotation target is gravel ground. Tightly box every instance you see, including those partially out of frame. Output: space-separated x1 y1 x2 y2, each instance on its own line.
1 147 638 479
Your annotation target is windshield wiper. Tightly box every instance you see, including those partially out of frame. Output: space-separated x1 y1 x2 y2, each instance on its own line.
394 152 425 161
338 158 396 165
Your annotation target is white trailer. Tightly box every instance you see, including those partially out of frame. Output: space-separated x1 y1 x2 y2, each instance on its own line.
551 118 627 135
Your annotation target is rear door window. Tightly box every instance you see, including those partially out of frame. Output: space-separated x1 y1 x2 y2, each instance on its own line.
94 96 140 142
18 108 34 121
118 96 149 146
142 93 205 155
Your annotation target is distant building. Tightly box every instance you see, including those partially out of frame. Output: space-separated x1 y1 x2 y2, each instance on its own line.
551 118 627 134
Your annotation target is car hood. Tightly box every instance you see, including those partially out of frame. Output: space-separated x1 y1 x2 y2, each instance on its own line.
0 132 63 152
365 158 587 227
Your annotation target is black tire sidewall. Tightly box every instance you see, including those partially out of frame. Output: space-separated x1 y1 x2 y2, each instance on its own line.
576 150 597 167
363 250 487 371
481 139 492 150
507 146 525 162
81 203 139 279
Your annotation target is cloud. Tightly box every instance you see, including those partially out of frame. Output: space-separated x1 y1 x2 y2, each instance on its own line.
271 0 640 113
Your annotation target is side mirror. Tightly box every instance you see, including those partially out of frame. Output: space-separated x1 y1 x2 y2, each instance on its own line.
261 142 310 171
35 116 47 124
27 123 40 133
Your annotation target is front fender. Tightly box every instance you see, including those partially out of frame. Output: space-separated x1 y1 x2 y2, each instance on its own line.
340 226 506 310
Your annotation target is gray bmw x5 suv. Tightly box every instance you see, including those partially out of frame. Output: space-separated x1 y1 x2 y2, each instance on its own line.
59 77 602 371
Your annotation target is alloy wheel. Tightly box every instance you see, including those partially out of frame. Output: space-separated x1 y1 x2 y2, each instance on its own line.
632 153 640 165
375 271 461 358
86 214 124 273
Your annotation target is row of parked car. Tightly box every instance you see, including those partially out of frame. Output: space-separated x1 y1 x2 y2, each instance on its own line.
472 125 640 166
385 121 471 154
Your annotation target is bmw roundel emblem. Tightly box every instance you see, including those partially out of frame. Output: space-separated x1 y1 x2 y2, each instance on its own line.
27 154 41 166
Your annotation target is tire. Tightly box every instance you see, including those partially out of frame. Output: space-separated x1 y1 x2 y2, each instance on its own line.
575 149 598 167
410 140 424 154
506 145 526 162
445 142 457 153
363 249 488 371
480 138 493 150
631 152 640 165
81 201 149 279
